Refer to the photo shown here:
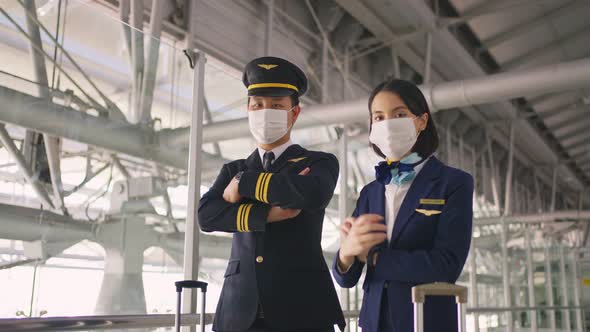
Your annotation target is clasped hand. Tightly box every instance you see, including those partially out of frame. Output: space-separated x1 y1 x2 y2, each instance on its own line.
338 214 387 269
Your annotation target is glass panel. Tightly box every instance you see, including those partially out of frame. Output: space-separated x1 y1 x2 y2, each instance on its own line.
0 0 192 318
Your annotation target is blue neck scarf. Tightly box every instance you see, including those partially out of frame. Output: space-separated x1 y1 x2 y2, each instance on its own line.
374 152 425 186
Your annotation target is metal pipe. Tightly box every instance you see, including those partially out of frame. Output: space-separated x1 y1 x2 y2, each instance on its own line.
559 246 571 332
158 56 590 144
264 0 274 55
485 131 501 213
550 166 558 213
391 47 400 78
525 226 537 332
139 0 168 124
424 33 432 84
182 52 206 322
322 36 329 103
0 125 54 208
545 245 557 331
504 123 515 217
0 85 186 169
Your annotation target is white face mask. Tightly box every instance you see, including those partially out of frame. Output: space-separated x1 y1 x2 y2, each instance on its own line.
248 107 294 144
369 117 419 161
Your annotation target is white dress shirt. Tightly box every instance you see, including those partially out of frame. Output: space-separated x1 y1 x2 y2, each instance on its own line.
257 139 293 165
384 157 429 242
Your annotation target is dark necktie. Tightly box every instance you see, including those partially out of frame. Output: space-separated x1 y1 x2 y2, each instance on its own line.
263 151 275 172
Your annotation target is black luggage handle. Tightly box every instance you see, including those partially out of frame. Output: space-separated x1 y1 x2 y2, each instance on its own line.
175 280 208 332
175 280 208 292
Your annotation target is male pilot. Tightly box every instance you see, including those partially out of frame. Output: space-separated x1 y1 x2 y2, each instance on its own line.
198 56 345 332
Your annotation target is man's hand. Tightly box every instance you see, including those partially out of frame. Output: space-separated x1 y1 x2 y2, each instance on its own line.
267 206 301 222
223 177 242 203
338 214 386 269
224 167 310 204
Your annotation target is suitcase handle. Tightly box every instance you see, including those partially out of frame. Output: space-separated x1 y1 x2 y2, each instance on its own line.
412 282 467 332
175 280 208 332
175 280 208 293
411 282 468 304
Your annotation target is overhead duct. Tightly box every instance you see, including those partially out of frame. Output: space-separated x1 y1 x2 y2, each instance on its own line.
158 56 590 146
2 58 590 167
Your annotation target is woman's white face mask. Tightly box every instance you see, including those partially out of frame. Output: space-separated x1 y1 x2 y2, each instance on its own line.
248 107 295 144
369 117 419 161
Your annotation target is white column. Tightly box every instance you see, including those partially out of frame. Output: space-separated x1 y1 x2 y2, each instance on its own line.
545 245 557 331
525 226 537 332
559 246 571 332
571 249 584 332
182 52 207 331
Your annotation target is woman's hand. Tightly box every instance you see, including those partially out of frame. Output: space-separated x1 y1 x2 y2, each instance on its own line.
338 214 387 269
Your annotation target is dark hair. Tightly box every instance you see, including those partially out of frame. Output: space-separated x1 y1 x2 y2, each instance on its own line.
247 94 299 107
367 78 439 159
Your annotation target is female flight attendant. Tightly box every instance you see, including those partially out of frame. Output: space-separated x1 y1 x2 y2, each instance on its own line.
333 78 473 332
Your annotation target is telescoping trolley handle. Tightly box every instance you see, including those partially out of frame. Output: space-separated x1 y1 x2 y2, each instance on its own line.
175 280 208 332
411 282 468 332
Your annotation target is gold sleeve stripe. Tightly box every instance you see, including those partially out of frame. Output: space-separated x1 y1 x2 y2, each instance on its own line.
243 204 253 232
255 173 265 202
256 173 271 202
262 173 273 204
236 204 245 232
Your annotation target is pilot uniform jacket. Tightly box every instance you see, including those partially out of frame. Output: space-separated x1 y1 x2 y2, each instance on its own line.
332 156 473 332
198 144 346 331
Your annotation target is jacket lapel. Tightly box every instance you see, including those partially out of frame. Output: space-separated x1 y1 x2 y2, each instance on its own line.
244 149 263 172
389 157 442 247
273 144 306 172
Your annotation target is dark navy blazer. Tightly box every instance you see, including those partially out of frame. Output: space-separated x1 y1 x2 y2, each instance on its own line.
332 156 473 332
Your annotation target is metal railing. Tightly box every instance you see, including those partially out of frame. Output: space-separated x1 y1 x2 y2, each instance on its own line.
0 313 213 331
1 306 587 331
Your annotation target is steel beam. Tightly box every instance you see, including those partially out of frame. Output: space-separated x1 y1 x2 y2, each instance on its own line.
480 1 588 51
264 0 274 56
502 24 590 70
23 0 64 212
0 125 54 209
130 0 145 124
475 209 590 225
504 123 516 216
139 0 174 124
558 124 590 142
548 113 590 133
540 103 589 121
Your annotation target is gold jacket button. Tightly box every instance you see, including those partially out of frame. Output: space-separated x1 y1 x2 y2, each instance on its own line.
256 256 264 263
